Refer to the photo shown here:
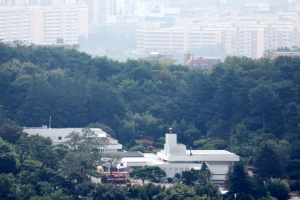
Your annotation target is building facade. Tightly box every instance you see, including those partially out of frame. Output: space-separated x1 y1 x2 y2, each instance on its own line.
137 11 300 59
87 0 116 25
269 50 300 58
0 6 34 43
184 53 221 70
120 133 239 183
23 126 122 152
0 2 88 44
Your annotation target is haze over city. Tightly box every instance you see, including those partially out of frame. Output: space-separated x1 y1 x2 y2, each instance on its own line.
2 1 300 200
1 0 300 63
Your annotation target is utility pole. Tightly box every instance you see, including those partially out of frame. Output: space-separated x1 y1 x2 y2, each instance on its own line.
49 116 51 129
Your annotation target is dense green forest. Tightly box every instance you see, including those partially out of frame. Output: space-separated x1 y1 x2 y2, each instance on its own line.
0 42 300 199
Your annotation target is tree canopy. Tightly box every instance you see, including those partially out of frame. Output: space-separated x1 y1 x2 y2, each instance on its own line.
0 43 300 199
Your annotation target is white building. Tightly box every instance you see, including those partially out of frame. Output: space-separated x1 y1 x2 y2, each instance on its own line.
0 3 88 44
0 6 34 43
23 126 122 152
87 0 116 25
120 133 239 183
136 10 300 59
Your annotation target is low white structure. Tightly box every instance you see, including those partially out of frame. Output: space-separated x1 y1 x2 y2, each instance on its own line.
23 126 122 152
121 132 239 183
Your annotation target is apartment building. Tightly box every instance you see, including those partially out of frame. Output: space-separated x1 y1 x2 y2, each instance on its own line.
88 0 154 26
88 0 116 25
137 25 264 58
222 28 264 58
219 0 246 5
137 10 300 59
137 26 222 53
0 6 33 43
0 3 88 44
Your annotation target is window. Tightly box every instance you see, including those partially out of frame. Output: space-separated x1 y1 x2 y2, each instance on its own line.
58 136 62 140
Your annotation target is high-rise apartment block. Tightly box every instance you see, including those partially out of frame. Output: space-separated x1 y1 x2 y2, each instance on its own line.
0 1 88 44
88 0 116 25
0 6 33 43
137 26 264 58
137 11 300 59
87 0 148 26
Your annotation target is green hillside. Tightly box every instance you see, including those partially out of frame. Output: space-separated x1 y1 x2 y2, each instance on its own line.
0 43 300 199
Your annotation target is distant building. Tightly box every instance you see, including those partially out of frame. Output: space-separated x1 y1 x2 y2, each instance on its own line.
32 43 81 51
137 11 300 59
269 50 300 59
87 0 117 26
219 0 246 5
143 52 176 64
119 131 239 183
5 39 81 51
136 25 265 58
136 25 222 53
0 3 88 44
23 126 122 152
184 53 221 70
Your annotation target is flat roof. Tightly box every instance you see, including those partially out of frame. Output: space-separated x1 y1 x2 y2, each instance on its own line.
103 151 144 157
122 156 193 165
122 150 239 164
188 150 237 155
23 127 107 137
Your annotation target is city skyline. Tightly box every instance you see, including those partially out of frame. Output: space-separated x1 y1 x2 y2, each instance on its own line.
1 0 300 59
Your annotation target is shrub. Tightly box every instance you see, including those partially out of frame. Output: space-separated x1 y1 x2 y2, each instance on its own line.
129 146 145 153
290 180 300 191
267 179 290 200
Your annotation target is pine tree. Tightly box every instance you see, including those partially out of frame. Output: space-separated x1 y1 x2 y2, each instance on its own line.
225 162 253 196
253 142 285 181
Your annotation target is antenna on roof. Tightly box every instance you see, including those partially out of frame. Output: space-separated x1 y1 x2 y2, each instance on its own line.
49 116 51 129
169 127 172 134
